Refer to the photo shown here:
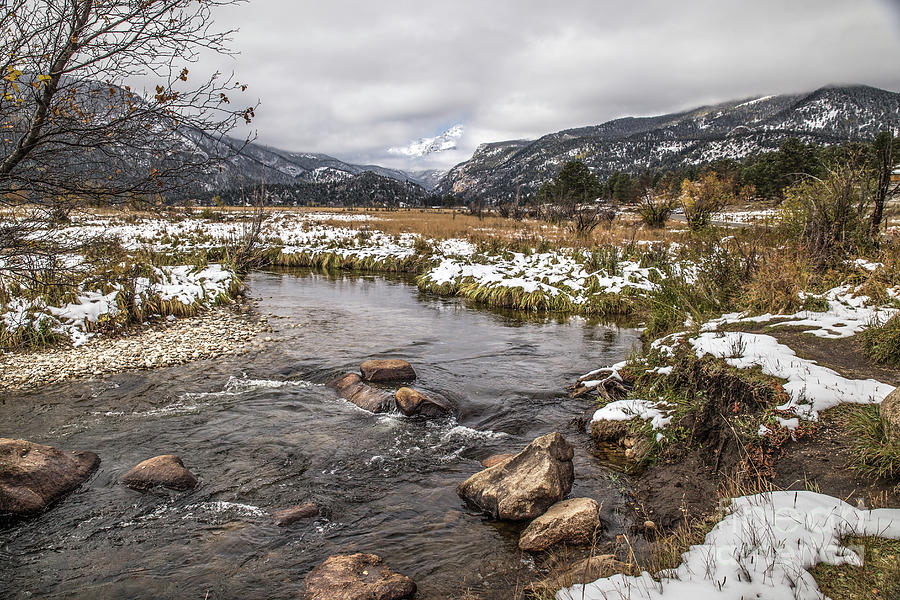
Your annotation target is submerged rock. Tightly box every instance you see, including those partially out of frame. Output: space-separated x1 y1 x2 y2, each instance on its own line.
304 553 416 600
360 359 416 383
327 373 394 413
518 497 602 551
457 432 574 521
273 502 318 526
0 438 99 518
881 388 900 434
121 454 198 491
525 554 629 594
395 387 452 417
480 453 514 468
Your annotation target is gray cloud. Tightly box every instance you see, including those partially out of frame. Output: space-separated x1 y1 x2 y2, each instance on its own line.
206 0 900 170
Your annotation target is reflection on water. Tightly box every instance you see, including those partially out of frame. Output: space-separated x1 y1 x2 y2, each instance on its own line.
0 270 640 599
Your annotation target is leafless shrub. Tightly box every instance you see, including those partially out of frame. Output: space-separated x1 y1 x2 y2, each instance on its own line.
638 193 677 229
222 186 268 272
780 150 876 268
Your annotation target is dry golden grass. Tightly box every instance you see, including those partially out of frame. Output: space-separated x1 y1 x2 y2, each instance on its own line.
308 207 687 248
741 247 814 314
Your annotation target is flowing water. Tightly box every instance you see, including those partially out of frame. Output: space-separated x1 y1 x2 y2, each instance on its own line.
0 270 640 599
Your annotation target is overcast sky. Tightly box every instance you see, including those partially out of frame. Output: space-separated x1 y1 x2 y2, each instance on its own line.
208 0 900 171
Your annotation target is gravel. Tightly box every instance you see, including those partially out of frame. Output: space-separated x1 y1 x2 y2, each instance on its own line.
0 303 269 391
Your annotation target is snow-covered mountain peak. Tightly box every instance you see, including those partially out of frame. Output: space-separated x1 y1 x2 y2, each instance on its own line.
388 124 464 158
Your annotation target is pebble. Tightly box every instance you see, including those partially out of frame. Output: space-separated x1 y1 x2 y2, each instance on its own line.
0 306 265 392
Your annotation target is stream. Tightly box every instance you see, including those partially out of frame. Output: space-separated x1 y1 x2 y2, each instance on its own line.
0 270 641 599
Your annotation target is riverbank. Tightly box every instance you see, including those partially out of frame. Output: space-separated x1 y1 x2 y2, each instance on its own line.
4 208 898 351
0 302 267 391
571 276 900 599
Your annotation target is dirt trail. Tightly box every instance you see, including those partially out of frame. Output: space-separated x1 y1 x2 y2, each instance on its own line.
769 329 900 387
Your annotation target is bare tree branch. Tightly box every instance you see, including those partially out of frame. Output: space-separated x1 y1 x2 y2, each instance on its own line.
0 0 256 213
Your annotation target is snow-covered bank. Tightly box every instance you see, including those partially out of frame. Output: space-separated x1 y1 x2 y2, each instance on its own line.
420 252 662 311
558 491 900 600
1 264 238 347
701 285 900 340
580 283 899 430
11 211 682 318
686 331 895 422
592 399 672 431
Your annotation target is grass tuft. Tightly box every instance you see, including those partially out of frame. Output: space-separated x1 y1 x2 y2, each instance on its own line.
810 536 900 600
847 405 900 488
860 314 900 368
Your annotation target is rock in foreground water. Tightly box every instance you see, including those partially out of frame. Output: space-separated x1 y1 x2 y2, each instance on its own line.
0 438 100 518
360 359 416 383
518 497 602 551
273 502 318 526
327 373 394 413
122 455 198 491
457 432 574 521
395 387 452 417
305 553 416 600
525 554 629 594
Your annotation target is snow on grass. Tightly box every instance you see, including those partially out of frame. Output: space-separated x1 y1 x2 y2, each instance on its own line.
2 264 236 347
852 258 884 272
420 252 662 307
592 399 672 430
278 225 419 262
16 211 680 314
137 264 235 306
558 491 900 600
687 331 895 423
701 285 900 339
303 212 376 222
578 282 898 429
712 208 778 224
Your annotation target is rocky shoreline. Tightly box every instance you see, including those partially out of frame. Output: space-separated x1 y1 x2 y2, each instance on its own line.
0 303 268 391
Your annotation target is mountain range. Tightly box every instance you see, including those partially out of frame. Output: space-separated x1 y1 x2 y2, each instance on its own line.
185 132 426 189
183 84 899 203
433 85 900 200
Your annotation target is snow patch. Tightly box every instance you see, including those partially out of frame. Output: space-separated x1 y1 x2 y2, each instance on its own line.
559 491 900 600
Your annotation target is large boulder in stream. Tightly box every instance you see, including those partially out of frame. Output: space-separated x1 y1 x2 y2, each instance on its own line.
327 373 394 413
360 359 416 383
121 455 198 491
395 387 452 417
0 438 100 518
881 388 900 435
457 432 574 521
518 497 602 551
305 553 416 600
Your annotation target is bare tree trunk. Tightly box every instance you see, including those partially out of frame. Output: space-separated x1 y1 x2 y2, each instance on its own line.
871 131 895 236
